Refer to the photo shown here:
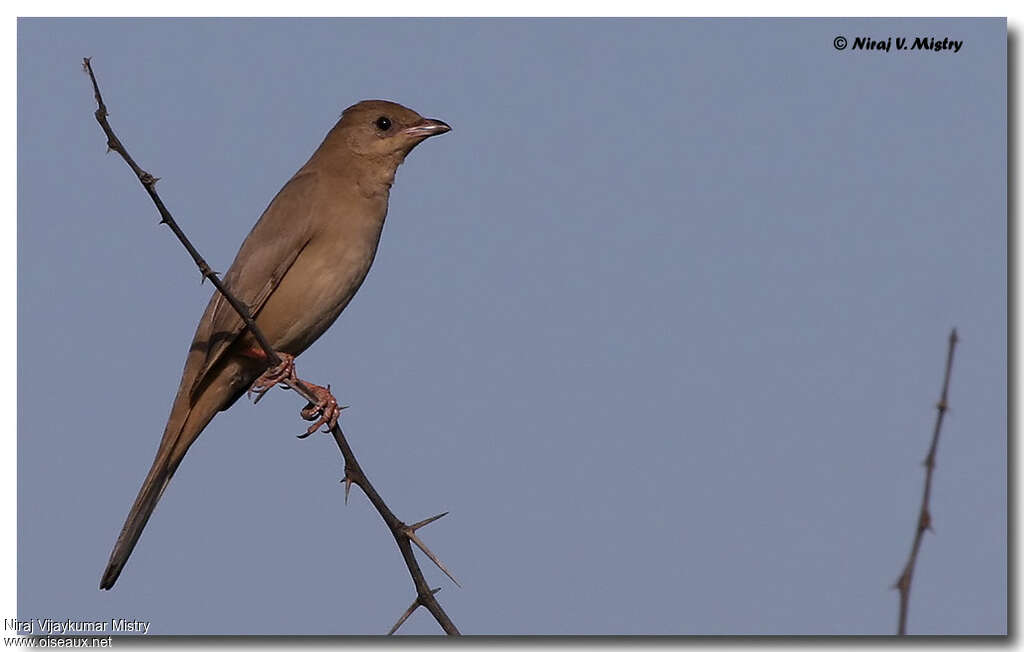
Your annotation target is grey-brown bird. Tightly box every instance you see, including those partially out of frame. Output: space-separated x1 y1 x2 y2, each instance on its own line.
100 100 450 590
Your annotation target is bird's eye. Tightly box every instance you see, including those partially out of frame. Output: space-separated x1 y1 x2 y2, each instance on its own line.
375 116 392 131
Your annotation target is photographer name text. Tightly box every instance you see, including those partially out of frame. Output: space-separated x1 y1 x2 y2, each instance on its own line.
836 36 963 53
5 619 149 636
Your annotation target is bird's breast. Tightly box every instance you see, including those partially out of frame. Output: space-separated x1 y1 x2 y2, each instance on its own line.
255 212 385 356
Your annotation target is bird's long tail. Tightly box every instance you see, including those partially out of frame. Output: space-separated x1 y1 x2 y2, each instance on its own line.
100 365 241 590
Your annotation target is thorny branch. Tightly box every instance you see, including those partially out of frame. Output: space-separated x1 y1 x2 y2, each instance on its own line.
84 58 459 636
894 328 958 635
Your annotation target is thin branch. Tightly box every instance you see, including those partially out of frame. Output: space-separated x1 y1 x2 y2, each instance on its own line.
894 328 959 635
84 58 460 636
81 58 324 408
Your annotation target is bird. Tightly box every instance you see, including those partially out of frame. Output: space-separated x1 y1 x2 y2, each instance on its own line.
100 100 451 590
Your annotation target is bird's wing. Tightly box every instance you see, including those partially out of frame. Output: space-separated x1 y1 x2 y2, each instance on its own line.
188 169 322 396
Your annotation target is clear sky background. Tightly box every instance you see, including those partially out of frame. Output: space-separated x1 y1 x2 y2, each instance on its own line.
17 18 1005 635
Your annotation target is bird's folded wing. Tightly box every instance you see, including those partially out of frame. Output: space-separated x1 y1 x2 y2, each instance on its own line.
188 170 321 396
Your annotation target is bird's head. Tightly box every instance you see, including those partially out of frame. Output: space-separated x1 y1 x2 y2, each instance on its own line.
335 100 451 161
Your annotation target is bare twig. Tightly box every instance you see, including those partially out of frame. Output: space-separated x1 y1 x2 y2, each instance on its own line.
894 328 959 635
81 58 321 407
84 58 460 635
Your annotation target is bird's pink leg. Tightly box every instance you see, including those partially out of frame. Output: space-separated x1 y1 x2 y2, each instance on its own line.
245 350 298 402
240 346 341 436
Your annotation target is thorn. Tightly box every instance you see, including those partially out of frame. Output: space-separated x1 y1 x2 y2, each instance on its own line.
893 571 909 592
919 509 932 533
341 474 353 504
387 599 418 635
387 589 441 636
405 528 461 588
409 512 449 531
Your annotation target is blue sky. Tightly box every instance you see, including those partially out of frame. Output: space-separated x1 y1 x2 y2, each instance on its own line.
17 18 1006 634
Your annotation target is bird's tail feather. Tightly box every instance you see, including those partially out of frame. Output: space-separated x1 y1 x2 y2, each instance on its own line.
100 367 234 590
99 445 179 590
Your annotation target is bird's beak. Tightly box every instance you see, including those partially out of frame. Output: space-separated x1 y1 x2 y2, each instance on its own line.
403 118 451 139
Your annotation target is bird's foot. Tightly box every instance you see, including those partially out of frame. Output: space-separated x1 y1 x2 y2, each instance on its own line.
298 382 341 438
247 352 297 403
242 348 340 436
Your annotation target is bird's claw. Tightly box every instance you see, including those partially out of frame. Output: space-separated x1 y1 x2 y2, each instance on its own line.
298 383 341 438
243 351 340 437
247 353 297 403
